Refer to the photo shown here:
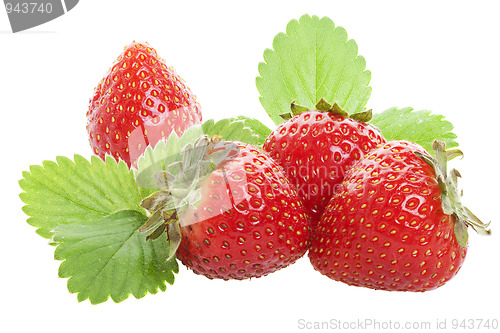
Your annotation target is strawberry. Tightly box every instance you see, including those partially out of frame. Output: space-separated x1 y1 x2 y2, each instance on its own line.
309 140 490 291
172 142 310 280
86 41 202 167
263 99 385 224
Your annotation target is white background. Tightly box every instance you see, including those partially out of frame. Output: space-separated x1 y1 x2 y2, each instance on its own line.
2 1 499 332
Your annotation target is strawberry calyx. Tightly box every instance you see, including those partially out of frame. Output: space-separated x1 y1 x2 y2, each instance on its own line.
137 135 239 254
281 98 373 122
414 140 491 248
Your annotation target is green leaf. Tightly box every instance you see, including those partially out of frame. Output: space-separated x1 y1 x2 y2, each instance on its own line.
202 116 271 147
136 119 271 190
53 210 178 304
135 125 204 189
371 107 459 155
257 14 371 125
19 155 146 239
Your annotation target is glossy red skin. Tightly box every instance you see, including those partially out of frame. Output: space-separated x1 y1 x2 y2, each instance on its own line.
263 111 385 224
176 143 310 280
309 141 467 292
87 42 202 167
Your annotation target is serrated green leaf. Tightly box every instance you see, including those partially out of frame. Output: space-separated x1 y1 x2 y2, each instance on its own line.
371 107 459 155
234 116 272 146
53 210 178 304
135 125 204 189
202 116 271 147
257 14 371 125
19 155 146 239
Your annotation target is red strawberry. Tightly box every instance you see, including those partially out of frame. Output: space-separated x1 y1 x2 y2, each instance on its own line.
86 41 202 167
175 142 310 280
263 99 385 224
309 140 490 291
